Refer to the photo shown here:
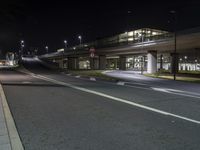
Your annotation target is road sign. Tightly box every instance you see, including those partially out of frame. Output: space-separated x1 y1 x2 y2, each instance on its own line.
90 52 95 58
89 48 95 53
89 47 95 58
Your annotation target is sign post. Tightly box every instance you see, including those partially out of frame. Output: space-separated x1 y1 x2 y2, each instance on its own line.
89 48 95 58
89 48 96 69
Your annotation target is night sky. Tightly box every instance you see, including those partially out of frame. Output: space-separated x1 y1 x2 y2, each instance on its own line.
1 0 200 55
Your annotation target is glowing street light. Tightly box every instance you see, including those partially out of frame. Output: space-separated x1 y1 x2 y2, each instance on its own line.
184 56 187 70
45 46 49 53
20 40 25 56
64 40 67 48
78 35 82 45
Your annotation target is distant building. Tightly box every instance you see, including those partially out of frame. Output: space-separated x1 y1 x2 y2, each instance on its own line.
40 27 200 73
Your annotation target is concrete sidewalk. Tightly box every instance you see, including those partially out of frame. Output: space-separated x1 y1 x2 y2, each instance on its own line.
0 84 24 150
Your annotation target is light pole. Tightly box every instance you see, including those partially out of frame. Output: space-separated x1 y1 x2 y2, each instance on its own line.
125 32 128 44
20 40 24 57
73 47 77 69
170 10 177 80
45 46 48 53
34 49 38 56
139 33 144 75
127 10 132 32
78 35 82 46
64 40 67 49
63 40 67 69
184 56 187 71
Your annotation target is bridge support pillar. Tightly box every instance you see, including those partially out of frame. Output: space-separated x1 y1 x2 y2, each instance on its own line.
119 56 126 70
170 53 179 74
147 51 157 73
99 55 106 70
67 57 79 70
160 54 163 70
90 57 99 70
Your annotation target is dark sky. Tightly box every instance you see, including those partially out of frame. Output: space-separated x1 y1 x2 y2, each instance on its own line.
1 0 200 54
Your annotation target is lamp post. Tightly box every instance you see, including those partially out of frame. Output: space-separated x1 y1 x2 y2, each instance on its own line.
139 33 144 75
63 40 67 69
34 49 38 56
45 46 48 53
64 40 67 49
184 56 187 71
78 35 82 46
179 58 182 70
170 10 177 80
20 40 24 57
73 47 77 69
127 10 132 32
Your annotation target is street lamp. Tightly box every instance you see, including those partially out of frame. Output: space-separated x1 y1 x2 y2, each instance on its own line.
78 35 82 46
45 46 48 53
64 40 67 48
34 49 38 55
170 10 177 80
127 10 132 32
62 40 68 69
184 56 187 71
20 40 24 56
139 32 144 75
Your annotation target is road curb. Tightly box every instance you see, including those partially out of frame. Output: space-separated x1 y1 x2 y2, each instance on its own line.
0 84 24 150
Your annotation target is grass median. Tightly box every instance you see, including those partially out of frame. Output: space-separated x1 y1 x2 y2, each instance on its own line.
145 72 200 83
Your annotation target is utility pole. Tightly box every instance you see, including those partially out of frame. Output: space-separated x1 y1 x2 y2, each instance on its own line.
170 10 177 80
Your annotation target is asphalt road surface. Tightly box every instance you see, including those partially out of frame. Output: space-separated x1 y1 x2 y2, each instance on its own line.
0 58 200 150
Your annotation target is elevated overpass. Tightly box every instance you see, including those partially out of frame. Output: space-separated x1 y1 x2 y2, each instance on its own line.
39 27 200 73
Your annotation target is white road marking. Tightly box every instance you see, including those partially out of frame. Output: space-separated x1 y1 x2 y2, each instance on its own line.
151 87 171 93
126 84 151 90
152 87 200 99
29 74 200 125
75 76 80 78
90 77 96 81
19 69 200 99
126 82 147 86
22 81 32 84
117 81 125 86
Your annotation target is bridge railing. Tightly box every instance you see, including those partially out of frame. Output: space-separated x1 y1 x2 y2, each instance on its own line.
90 33 174 48
66 32 174 52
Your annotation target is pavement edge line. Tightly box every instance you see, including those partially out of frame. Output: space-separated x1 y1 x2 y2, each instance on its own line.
0 84 24 150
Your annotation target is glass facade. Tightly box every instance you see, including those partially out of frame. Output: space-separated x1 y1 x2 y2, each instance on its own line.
126 56 147 71
67 28 172 51
157 53 200 71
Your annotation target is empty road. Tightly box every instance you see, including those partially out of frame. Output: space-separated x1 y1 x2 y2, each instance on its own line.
0 58 200 150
